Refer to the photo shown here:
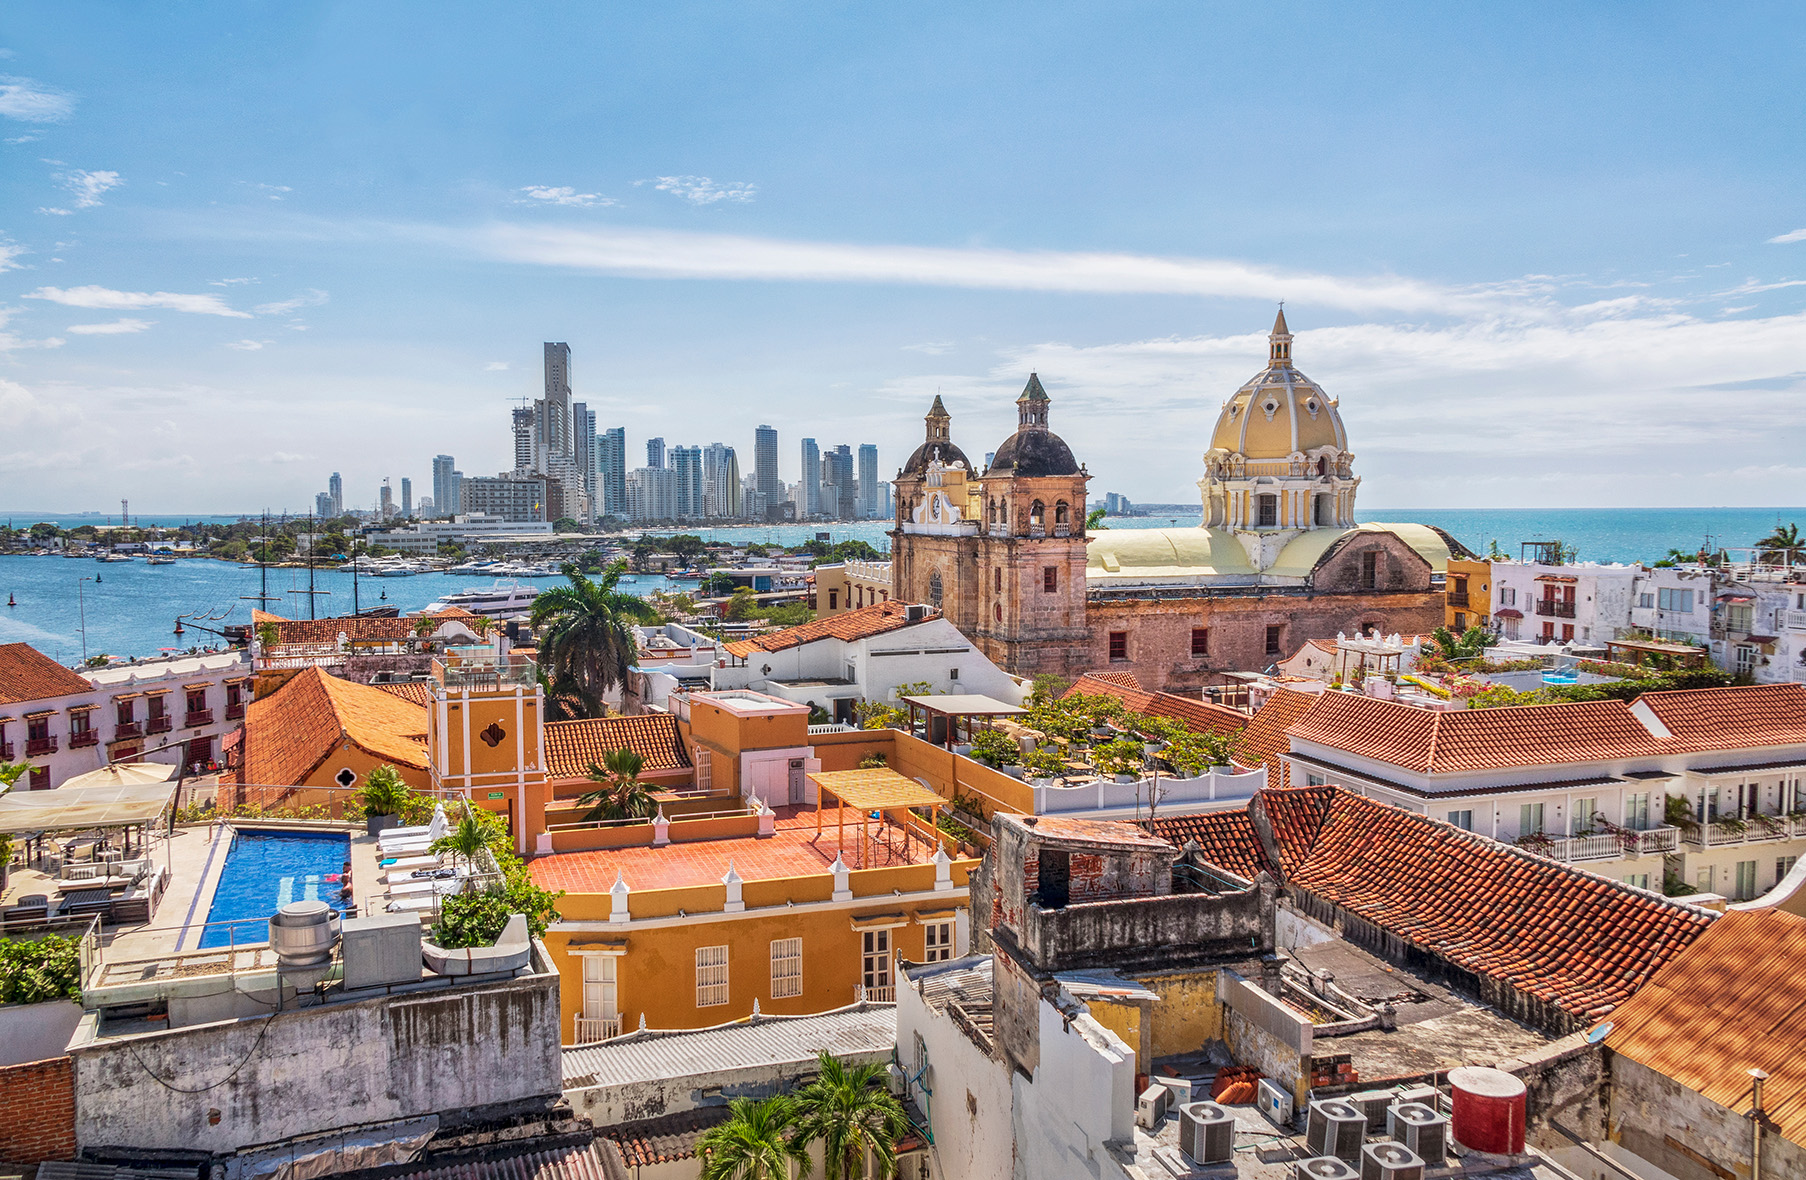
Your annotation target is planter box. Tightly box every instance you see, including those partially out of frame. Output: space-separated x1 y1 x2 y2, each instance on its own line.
366 813 402 837
422 912 532 977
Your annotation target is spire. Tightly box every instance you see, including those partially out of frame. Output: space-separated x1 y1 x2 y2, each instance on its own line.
1017 372 1050 430
926 394 950 443
927 394 949 419
1269 304 1293 367
1019 373 1048 403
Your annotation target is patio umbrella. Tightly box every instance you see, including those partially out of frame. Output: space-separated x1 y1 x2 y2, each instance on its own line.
60 762 179 790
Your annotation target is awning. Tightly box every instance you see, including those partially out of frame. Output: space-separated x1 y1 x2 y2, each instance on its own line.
0 781 179 836
1495 608 1524 619
1535 575 1578 583
900 694 1026 718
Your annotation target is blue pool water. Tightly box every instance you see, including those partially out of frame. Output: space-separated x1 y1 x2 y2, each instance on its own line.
199 829 351 948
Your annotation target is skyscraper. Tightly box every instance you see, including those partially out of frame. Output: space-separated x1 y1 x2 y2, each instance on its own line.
400 477 413 518
800 438 821 518
646 437 666 469
703 443 742 519
328 472 343 517
754 425 780 505
511 406 536 474
432 455 456 518
597 428 627 519
830 446 857 519
572 402 597 517
671 446 704 519
314 491 333 519
379 479 395 518
540 343 573 459
857 444 879 519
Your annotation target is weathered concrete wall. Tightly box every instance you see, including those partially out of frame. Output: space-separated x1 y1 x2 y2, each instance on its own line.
0 1001 83 1066
1018 879 1273 972
1010 986 1136 1180
70 965 561 1154
1133 969 1223 1059
1220 969 1313 1104
1607 1053 1805 1180
566 1042 893 1128
898 959 1015 1180
992 944 1044 1080
1499 1034 1606 1148
0 1055 76 1164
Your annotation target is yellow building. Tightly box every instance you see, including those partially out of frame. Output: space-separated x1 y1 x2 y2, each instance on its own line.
812 560 895 615
1446 557 1492 633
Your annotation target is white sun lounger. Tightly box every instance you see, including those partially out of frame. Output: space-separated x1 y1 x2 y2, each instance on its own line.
376 805 449 852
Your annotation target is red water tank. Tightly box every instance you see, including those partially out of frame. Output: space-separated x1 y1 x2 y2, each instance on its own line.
1448 1066 1526 1154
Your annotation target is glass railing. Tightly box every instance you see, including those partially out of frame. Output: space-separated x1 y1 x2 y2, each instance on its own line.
434 653 540 690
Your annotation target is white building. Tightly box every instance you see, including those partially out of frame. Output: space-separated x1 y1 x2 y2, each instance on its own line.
368 513 555 552
1489 559 1638 645
1 643 253 788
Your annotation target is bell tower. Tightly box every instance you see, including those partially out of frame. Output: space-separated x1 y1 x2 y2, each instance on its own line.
427 653 551 856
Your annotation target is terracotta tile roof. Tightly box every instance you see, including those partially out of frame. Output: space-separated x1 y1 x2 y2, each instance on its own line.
421 604 479 620
0 642 93 706
1603 908 1806 1147
373 681 436 707
1634 682 1806 751
1237 689 1322 785
600 1107 729 1168
1064 673 1245 739
264 614 421 646
1154 786 1713 1022
241 666 428 786
724 600 928 658
544 713 692 780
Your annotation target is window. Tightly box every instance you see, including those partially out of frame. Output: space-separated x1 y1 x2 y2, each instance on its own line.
1029 501 1045 529
1361 551 1379 590
185 688 207 714
1696 866 1715 894
1314 494 1332 525
582 955 618 1027
1657 588 1694 613
1255 494 1278 527
1108 631 1128 661
1573 798 1597 836
1305 773 1327 787
1638 593 1654 609
948 668 959 682
1727 605 1754 633
696 945 729 1007
115 698 135 725
828 589 839 610
1264 625 1283 656
1735 860 1759 901
70 711 91 737
26 716 49 743
1190 628 1209 658
29 766 49 791
1625 873 1650 890
1699 788 1719 823
147 695 167 719
1500 587 1517 607
1735 645 1757 673
694 747 712 791
1453 612 1466 631
1560 624 1575 642
923 921 954 963
1519 803 1545 836
1779 856 1798 882
1625 793 1650 831
1447 810 1473 832
927 571 943 609
994 568 1002 592
1043 566 1058 593
770 938 803 997
862 929 892 997
226 682 244 709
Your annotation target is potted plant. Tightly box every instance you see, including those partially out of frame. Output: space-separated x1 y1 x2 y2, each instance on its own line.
968 728 1021 771
1093 737 1147 783
1021 747 1067 786
358 764 411 835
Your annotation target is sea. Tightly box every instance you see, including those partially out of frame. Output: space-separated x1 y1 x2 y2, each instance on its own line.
3 507 1799 665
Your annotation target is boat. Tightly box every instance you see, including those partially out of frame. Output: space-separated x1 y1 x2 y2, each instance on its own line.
421 580 541 618
146 556 177 566
98 553 134 563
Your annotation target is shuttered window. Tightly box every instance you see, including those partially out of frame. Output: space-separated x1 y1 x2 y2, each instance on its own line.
696 945 729 1007
770 938 802 998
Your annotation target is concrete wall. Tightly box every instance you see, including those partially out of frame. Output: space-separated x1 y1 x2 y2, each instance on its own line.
566 1037 893 1128
1220 970 1314 1104
1499 1034 1606 1149
0 1055 76 1164
1009 983 1137 1180
1607 1053 1805 1180
897 961 1014 1180
1133 968 1224 1059
69 962 562 1154
0 1000 83 1066
1017 880 1274 972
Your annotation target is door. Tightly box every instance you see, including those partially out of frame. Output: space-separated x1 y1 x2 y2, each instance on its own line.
580 956 618 1041
862 929 892 999
787 758 807 805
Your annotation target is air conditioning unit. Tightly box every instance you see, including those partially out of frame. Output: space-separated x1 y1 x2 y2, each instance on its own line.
1137 1084 1170 1130
1305 1098 1367 1163
1385 1102 1447 1163
1151 1076 1193 1107
1177 1102 1234 1164
1359 1141 1425 1180
1257 1077 1295 1125
1294 1158 1360 1180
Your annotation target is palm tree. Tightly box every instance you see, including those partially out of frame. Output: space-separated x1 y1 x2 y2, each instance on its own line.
698 1096 812 1180
1430 625 1490 660
579 748 657 822
793 1052 909 1180
429 811 492 889
1757 523 1804 567
529 561 658 716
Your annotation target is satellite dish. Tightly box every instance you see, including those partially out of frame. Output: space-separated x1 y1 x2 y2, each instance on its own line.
1586 1020 1614 1044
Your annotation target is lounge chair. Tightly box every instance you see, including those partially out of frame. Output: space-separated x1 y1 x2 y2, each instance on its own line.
375 805 449 852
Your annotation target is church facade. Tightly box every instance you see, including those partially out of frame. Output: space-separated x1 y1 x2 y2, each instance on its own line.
888 312 1468 692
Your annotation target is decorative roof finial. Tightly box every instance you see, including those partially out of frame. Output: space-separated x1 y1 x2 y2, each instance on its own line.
1269 305 1293 367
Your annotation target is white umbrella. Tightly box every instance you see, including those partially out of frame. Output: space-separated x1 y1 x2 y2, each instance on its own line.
60 762 179 790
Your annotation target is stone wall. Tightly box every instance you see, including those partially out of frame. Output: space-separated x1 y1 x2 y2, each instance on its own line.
1607 1053 1803 1180
1017 880 1274 972
0 1055 76 1164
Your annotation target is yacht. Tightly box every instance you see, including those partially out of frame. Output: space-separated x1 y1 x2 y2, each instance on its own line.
421 580 541 618
146 555 178 566
97 553 134 563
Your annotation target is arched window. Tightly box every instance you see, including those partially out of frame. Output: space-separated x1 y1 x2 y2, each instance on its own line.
928 571 944 609
1054 501 1070 525
994 602 1002 622
1316 456 1327 476
1030 501 1045 527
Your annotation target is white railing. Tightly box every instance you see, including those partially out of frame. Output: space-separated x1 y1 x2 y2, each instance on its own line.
1537 826 1679 864
1030 766 1267 816
1785 610 1806 632
1685 819 1798 848
573 1015 621 1044
861 986 896 1004
809 723 857 734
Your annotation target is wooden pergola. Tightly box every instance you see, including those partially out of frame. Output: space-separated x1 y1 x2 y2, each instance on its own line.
901 693 1027 749
1605 638 1710 670
810 767 946 869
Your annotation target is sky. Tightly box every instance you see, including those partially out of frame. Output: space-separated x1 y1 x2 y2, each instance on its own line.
1 3 1804 514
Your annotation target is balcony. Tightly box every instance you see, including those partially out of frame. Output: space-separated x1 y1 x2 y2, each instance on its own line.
225 702 246 721
1541 826 1679 863
1535 599 1577 619
146 716 173 735
184 709 214 728
861 985 897 1004
25 735 58 756
572 1015 620 1044
1447 591 1470 607
70 731 99 750
114 720 143 739
1682 816 1806 848
1785 610 1806 632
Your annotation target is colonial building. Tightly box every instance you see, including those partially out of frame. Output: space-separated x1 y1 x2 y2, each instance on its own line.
888 312 1470 690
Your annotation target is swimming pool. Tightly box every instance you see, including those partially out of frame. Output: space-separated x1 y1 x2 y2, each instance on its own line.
199 829 351 948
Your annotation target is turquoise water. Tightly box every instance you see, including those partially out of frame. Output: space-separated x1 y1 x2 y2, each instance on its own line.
198 828 350 948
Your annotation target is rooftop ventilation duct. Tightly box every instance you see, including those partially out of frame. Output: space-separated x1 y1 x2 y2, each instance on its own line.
269 899 340 969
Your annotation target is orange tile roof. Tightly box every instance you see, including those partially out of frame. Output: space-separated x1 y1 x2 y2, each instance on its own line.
1635 682 1806 751
241 666 428 786
1603 908 1806 1147
373 681 436 707
421 604 479 620
265 614 421 646
724 600 928 658
1064 673 1246 739
1235 689 1322 786
544 714 692 780
1153 786 1713 1024
0 642 94 706
528 804 936 892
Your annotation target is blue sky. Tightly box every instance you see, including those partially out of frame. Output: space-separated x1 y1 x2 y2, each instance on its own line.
2 3 1804 514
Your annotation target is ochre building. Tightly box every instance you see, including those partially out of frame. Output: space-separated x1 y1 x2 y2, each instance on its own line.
888 311 1470 691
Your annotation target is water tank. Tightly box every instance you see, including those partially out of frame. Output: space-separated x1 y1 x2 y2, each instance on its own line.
268 899 340 968
1448 1066 1526 1155
1177 1102 1234 1164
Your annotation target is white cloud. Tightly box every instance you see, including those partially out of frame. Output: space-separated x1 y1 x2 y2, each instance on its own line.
0 307 64 352
902 341 955 355
253 288 328 316
0 238 25 272
648 176 757 205
1767 228 1806 245
0 75 75 122
67 317 152 335
223 339 273 351
484 361 510 371
6 131 44 144
25 284 252 318
37 206 71 216
518 185 616 208
210 277 258 286
244 182 292 201
49 168 121 210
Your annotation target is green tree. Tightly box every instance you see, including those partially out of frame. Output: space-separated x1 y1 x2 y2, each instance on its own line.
1086 507 1107 530
359 764 411 817
579 748 657 822
429 811 493 888
1429 625 1492 661
665 533 707 564
724 588 761 622
553 516 583 533
1756 522 1804 566
697 1096 812 1180
703 571 740 597
529 562 658 715
793 1052 909 1180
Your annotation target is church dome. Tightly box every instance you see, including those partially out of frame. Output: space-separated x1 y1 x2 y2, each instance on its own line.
1207 309 1347 460
984 373 1082 478
901 394 974 476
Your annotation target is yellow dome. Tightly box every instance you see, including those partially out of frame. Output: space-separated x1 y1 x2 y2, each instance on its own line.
1207 311 1347 460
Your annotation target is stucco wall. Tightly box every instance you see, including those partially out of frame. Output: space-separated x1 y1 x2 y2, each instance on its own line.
0 1001 83 1067
1133 969 1224 1059
897 962 1014 1180
1010 987 1136 1180
1607 1053 1805 1180
69 965 562 1153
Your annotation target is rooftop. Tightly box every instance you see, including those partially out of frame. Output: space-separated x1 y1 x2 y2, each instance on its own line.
1064 672 1246 738
528 804 941 893
544 713 692 779
1236 688 1322 782
0 640 95 706
724 600 931 658
240 666 428 786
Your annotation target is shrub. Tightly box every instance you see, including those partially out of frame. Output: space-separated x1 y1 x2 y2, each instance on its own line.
967 728 1021 768
1020 747 1068 778
0 933 83 1004
857 751 888 769
432 891 514 948
1091 737 1147 776
359 765 411 816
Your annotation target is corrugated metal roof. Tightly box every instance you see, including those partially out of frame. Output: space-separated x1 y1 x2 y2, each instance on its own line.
357 1142 608 1180
561 1003 896 1088
1603 908 1806 1148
